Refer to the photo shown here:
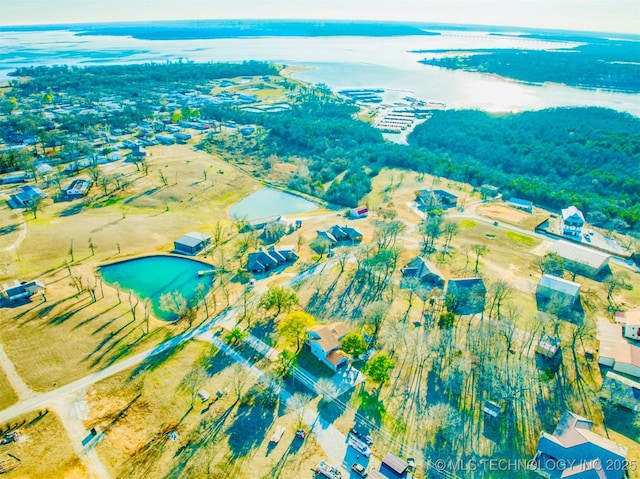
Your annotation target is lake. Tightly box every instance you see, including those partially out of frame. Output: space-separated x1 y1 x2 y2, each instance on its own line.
99 255 213 320
1 27 638 115
229 187 318 221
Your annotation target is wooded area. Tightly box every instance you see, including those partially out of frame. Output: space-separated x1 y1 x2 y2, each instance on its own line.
418 39 640 92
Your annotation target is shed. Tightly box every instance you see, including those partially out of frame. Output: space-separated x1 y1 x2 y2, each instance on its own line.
536 333 561 358
508 197 533 213
483 400 503 419
536 274 581 307
174 231 211 255
197 389 211 402
349 206 369 218
381 452 408 477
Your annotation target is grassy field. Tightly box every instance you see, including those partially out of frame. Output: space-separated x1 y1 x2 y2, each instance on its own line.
0 143 261 391
1 410 87 478
0 369 17 410
84 338 326 479
476 203 549 230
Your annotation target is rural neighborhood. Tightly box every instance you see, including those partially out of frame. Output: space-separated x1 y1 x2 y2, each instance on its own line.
0 59 638 479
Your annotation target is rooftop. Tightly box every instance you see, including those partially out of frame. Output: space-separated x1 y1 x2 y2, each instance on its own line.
548 241 610 270
538 274 581 297
508 197 533 207
562 205 585 222
175 231 210 248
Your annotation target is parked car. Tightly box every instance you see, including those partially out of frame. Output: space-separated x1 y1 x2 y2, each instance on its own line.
352 463 368 477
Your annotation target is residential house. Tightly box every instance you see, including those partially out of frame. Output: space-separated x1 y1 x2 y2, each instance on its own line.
248 215 291 232
597 319 640 379
64 179 91 197
1 279 45 302
348 206 369 219
480 184 499 198
156 134 175 145
34 162 54 180
306 322 350 371
616 308 640 341
533 410 628 479
1 171 27 184
536 274 581 308
173 132 192 143
599 372 640 412
245 246 298 273
9 185 47 208
415 189 458 211
316 225 363 245
536 333 561 358
507 197 533 213
446 277 486 314
400 257 445 288
173 231 211 255
561 206 585 237
548 240 610 279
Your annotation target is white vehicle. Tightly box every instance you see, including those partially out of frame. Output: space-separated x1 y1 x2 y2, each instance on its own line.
348 436 372 457
315 461 342 479
270 425 286 443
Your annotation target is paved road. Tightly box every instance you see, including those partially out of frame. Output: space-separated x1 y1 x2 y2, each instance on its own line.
0 306 237 425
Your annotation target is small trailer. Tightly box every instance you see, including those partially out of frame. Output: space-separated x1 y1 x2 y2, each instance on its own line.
269 425 286 444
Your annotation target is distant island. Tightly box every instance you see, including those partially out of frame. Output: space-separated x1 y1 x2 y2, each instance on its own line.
0 20 441 40
416 37 640 93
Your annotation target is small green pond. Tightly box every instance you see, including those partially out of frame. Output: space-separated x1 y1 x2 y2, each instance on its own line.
99 256 213 320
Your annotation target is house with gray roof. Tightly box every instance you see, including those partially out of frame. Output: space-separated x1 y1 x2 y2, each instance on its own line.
316 225 363 246
400 257 445 288
536 274 581 308
246 246 298 273
8 185 46 208
446 277 486 314
561 206 585 237
2 279 45 302
533 410 628 479
415 189 458 211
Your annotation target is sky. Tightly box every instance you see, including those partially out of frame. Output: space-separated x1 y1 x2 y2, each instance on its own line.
1 0 639 34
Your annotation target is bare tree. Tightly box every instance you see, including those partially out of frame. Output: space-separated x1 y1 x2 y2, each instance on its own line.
442 221 459 253
128 291 139 322
181 367 207 412
362 301 391 344
471 244 489 274
604 271 631 306
486 280 513 319
227 363 251 402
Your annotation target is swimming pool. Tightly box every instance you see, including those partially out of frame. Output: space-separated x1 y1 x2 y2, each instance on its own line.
99 255 213 320
229 187 318 221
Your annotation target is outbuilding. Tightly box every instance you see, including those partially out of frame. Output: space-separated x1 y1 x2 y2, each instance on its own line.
380 452 408 478
174 231 211 255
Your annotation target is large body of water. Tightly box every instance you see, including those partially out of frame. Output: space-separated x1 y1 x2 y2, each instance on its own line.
2 27 639 115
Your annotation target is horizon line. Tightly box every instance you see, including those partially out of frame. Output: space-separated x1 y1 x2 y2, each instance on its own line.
1 18 639 37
